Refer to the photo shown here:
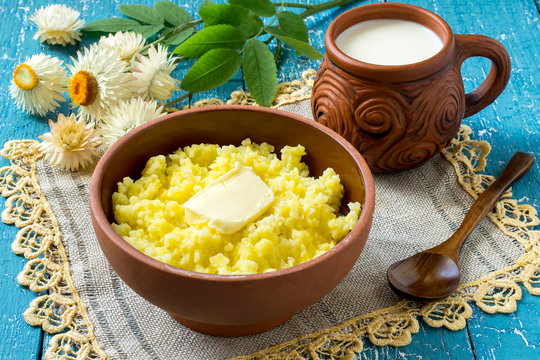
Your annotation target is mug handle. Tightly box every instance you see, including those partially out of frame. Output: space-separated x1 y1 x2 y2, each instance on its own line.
455 34 511 118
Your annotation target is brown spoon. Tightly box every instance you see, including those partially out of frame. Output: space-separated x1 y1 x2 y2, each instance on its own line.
387 152 534 301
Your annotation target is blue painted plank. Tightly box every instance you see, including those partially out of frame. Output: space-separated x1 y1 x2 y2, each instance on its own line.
41 333 50 360
0 211 43 360
0 1 52 359
467 291 540 359
390 0 540 359
0 0 538 360
358 322 475 360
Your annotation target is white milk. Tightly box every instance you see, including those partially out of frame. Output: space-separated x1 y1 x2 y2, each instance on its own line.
335 19 443 65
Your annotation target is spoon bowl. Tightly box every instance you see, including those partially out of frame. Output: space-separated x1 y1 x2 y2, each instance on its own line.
387 252 460 301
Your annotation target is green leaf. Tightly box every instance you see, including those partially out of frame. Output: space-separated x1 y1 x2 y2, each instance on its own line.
173 24 247 58
276 11 308 42
200 4 242 26
265 27 322 59
229 0 275 17
131 24 165 38
238 11 264 36
181 48 241 93
163 27 195 46
199 0 215 11
200 4 262 36
118 4 164 25
155 1 192 26
279 36 322 59
236 11 264 37
81 18 141 33
242 39 277 106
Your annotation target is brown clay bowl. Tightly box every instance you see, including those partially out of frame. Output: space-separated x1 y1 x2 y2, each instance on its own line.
89 105 375 337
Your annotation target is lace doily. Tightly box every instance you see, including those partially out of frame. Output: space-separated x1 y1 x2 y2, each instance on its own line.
1 70 538 359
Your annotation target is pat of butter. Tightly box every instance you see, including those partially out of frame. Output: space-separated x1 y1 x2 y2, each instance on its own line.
184 162 274 234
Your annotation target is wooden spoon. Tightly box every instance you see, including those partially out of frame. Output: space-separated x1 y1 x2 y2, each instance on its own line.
387 152 534 301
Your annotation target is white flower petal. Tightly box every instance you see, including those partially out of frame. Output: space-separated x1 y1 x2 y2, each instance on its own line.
9 54 68 116
131 44 179 101
38 113 102 171
30 4 84 46
68 44 133 123
98 31 146 62
99 97 166 147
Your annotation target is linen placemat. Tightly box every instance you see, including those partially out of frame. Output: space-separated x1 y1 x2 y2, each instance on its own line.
1 72 539 359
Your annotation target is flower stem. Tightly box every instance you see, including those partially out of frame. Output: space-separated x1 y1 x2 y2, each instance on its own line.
162 0 355 107
274 39 282 62
272 2 311 9
139 19 203 53
163 92 192 108
300 0 355 18
264 36 275 45
173 56 188 64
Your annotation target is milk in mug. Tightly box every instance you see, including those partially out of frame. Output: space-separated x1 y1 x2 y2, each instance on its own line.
335 19 444 65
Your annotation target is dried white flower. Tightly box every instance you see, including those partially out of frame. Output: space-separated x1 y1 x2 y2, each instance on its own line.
67 44 132 123
39 113 102 171
131 44 178 100
99 97 165 147
30 4 84 46
10 54 68 116
98 31 146 62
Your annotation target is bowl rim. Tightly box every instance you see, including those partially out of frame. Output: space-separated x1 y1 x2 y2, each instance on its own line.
90 105 375 283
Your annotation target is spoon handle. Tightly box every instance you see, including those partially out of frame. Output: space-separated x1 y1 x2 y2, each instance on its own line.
434 152 534 259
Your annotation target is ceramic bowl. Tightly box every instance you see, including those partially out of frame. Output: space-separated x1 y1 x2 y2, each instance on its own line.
89 105 375 337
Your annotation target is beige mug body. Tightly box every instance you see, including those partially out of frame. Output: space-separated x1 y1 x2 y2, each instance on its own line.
311 3 511 173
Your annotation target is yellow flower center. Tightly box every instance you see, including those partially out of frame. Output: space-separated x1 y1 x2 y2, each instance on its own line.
13 64 39 90
69 70 98 106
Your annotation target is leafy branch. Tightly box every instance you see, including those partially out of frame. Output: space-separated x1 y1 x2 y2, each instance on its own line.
82 0 354 107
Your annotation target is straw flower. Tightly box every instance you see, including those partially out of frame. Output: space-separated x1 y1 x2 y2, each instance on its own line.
99 97 165 147
67 45 132 123
39 113 102 171
98 31 146 62
131 44 178 100
30 4 84 46
10 54 68 116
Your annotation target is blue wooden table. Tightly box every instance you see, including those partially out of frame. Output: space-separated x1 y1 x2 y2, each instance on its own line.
0 0 538 359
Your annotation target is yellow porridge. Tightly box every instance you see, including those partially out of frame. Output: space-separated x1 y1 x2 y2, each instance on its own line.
111 139 361 275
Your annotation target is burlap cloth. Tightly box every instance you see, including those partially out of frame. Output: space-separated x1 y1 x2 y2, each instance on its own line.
2 82 539 359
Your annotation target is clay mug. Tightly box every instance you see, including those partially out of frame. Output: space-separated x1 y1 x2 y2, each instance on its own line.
311 3 511 173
